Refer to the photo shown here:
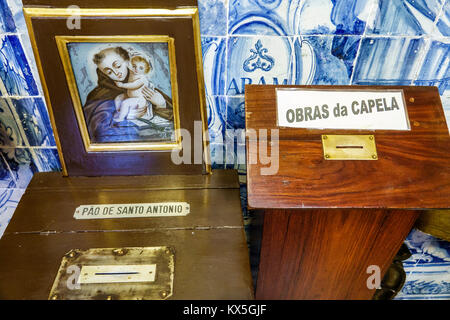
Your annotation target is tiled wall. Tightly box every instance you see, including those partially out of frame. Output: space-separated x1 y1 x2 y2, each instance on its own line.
0 0 449 299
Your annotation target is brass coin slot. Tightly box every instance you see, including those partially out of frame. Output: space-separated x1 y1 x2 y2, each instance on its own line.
322 135 378 160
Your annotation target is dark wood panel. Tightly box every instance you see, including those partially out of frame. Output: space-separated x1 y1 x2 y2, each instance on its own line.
26 170 239 191
29 10 205 176
6 188 243 234
245 85 450 209
256 209 419 300
0 229 253 300
6 170 242 234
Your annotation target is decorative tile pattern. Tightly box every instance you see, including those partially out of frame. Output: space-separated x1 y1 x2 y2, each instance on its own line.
0 153 15 189
352 37 425 85
0 35 38 96
226 96 245 130
202 37 227 96
302 35 360 84
0 98 26 147
414 39 449 94
199 0 228 36
4 0 26 34
228 0 370 36
297 0 370 35
367 0 445 36
226 36 297 96
0 0 16 33
206 95 226 144
396 229 450 300
0 188 24 238
10 97 56 147
436 2 450 36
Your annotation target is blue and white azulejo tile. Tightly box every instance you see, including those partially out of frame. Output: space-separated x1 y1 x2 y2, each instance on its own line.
414 40 449 95
228 0 370 36
0 35 38 96
0 97 26 147
226 96 245 130
296 0 370 35
202 37 227 96
352 37 426 85
198 0 228 36
0 188 25 239
0 153 15 189
3 0 27 34
436 3 450 36
32 148 61 172
301 36 360 84
206 95 226 144
226 36 299 96
10 98 56 147
209 143 226 169
0 0 16 33
366 0 445 36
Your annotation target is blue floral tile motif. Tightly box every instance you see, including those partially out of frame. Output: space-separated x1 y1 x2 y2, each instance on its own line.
352 37 425 85
436 3 450 36
0 35 38 96
414 40 449 95
0 98 26 147
11 98 56 147
198 0 227 36
302 36 360 84
227 36 296 96
0 188 24 239
0 0 16 33
202 37 227 96
367 0 444 36
227 96 245 129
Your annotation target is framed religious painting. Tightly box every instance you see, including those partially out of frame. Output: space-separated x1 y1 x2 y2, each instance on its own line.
23 1 210 176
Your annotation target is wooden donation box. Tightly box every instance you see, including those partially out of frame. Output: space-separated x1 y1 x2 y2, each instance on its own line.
0 1 253 300
245 85 450 299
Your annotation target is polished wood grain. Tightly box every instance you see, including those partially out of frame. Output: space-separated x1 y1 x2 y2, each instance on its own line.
256 209 419 300
246 85 450 209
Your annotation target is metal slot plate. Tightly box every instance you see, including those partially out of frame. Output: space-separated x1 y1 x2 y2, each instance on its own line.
49 247 174 300
78 265 156 284
322 134 378 160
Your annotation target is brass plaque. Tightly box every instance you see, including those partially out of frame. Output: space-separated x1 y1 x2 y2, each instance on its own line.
49 247 174 300
322 135 378 160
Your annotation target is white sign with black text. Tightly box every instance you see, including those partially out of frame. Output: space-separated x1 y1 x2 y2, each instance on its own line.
276 89 410 130
73 202 190 220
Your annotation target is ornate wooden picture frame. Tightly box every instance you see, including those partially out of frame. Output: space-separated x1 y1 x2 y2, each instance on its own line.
23 5 209 176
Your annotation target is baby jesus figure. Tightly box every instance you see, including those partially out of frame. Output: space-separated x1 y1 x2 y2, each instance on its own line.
113 55 165 122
